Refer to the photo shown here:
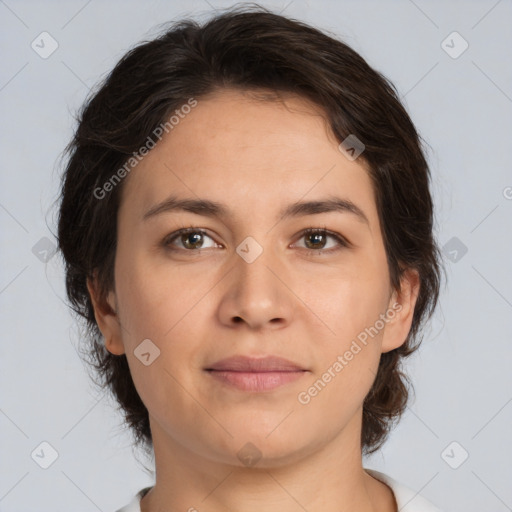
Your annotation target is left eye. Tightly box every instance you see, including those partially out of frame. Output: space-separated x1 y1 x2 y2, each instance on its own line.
294 228 348 253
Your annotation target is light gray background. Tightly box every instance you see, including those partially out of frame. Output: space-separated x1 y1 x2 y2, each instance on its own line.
1 0 511 511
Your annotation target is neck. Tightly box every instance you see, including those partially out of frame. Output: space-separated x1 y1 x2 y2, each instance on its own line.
140 409 396 512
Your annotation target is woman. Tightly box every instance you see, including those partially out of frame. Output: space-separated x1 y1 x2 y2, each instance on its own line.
57 6 443 511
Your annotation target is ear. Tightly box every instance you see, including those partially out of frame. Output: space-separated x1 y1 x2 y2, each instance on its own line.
380 268 420 353
86 276 125 355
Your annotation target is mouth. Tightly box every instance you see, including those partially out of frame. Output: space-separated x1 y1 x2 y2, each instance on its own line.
205 355 308 392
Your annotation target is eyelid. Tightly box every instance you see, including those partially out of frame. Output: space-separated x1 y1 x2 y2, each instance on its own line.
163 227 220 250
162 226 350 253
293 227 350 252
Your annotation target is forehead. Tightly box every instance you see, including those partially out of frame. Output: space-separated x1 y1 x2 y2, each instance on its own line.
119 88 378 228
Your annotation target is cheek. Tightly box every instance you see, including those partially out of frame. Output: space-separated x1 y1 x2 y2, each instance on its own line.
113 248 206 341
307 259 391 347
117 263 202 427
114 250 208 399
296 272 388 413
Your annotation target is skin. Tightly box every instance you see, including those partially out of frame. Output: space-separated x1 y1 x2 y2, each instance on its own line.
88 88 419 512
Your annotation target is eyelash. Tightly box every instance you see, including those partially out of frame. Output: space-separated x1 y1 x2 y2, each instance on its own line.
162 226 349 255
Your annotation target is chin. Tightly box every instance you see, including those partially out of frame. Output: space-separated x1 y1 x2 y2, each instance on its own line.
216 426 313 469
231 439 313 469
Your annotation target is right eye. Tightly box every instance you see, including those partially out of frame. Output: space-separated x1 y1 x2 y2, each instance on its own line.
162 228 222 251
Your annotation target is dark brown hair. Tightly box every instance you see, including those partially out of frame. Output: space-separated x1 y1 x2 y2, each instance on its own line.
57 5 442 457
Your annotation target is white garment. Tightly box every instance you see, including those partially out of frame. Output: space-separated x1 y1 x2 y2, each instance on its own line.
115 468 443 512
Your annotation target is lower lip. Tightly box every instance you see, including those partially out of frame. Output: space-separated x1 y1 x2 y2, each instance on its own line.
207 370 306 392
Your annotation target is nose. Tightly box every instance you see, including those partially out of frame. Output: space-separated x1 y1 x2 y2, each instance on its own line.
216 240 295 331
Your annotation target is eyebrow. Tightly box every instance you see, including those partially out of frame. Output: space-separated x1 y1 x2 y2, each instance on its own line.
142 195 369 225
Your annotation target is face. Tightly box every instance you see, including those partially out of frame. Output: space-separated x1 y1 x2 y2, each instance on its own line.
90 88 418 468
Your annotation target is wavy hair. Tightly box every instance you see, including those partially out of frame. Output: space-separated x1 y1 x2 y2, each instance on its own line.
57 5 443 457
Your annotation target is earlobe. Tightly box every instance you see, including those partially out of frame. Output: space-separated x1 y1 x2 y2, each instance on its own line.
381 268 421 353
86 277 125 356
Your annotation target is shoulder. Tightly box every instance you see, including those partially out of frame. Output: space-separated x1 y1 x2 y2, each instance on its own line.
117 475 444 512
364 468 444 512
115 486 152 512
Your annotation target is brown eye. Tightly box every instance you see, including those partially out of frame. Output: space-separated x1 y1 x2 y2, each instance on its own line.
164 229 218 251
181 232 204 249
296 228 348 254
304 231 328 249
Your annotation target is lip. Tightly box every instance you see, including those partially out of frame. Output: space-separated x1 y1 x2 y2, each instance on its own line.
205 356 307 392
206 355 305 372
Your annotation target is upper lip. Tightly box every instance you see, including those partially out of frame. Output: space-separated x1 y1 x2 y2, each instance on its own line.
206 355 306 372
